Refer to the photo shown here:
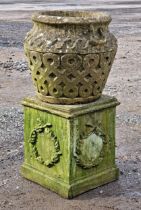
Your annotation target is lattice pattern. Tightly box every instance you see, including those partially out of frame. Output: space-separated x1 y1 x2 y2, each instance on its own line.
26 51 116 102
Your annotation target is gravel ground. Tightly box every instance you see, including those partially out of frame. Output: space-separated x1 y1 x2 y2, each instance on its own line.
0 59 28 72
0 1 141 210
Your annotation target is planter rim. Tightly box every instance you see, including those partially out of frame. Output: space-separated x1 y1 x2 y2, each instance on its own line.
32 10 111 25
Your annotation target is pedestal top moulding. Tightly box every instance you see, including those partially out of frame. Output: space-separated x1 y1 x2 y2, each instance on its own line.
24 10 117 104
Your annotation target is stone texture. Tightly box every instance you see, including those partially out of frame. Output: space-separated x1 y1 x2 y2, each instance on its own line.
21 95 119 198
24 10 117 104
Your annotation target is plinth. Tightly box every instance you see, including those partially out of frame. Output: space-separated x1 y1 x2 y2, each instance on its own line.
21 95 119 198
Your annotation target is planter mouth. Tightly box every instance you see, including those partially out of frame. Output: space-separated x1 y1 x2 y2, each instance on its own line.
32 10 111 25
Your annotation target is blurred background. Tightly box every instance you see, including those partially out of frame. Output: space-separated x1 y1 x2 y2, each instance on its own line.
0 1 141 210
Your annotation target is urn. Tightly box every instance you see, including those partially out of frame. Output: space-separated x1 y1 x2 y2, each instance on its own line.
24 10 117 104
21 10 120 198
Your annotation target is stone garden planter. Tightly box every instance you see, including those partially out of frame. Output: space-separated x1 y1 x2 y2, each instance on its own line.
24 10 117 104
21 11 120 198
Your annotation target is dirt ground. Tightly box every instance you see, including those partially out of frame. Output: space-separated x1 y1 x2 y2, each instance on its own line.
0 1 141 210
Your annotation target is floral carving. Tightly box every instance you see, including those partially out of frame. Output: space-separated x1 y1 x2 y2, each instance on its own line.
74 124 106 169
29 119 62 167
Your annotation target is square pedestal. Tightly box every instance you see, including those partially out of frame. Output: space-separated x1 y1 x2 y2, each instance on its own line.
21 95 120 198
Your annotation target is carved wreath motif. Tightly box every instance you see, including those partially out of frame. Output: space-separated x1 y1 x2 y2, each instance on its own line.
29 121 62 167
74 126 106 169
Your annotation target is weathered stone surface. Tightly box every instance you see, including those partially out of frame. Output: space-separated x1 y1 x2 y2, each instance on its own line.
21 95 119 198
24 10 117 104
